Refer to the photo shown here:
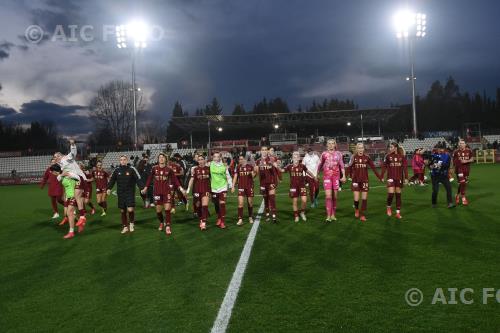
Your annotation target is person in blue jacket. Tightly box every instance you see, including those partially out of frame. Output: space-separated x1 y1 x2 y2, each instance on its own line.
428 144 455 208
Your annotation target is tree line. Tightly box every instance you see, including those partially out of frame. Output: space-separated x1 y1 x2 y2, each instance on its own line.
0 121 58 151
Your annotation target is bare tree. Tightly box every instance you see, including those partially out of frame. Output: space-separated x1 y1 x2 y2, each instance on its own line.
89 80 144 144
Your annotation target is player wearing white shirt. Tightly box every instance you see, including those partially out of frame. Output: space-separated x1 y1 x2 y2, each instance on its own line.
53 140 88 228
302 148 321 207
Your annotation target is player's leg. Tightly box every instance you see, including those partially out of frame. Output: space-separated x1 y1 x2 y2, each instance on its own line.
300 194 307 221
75 187 86 223
119 207 129 234
155 196 164 230
442 176 454 208
460 171 469 205
237 193 244 226
360 191 368 221
292 196 299 222
261 185 270 220
63 202 76 239
164 197 172 235
395 186 402 219
247 194 254 223
431 175 440 207
217 192 227 229
268 186 277 222
331 189 338 220
307 177 315 207
386 186 395 216
49 196 59 218
127 206 135 232
324 188 333 222
353 191 360 218
200 194 209 230
212 193 220 219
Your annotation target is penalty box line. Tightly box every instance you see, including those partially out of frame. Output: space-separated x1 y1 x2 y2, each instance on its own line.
210 199 265 333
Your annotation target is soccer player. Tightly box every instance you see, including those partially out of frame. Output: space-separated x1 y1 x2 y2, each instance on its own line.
302 148 320 207
347 143 381 221
80 163 96 215
40 158 64 219
429 144 455 208
143 153 185 235
107 156 144 234
187 155 211 230
93 161 109 216
317 139 346 222
53 140 88 227
255 146 279 223
409 148 425 185
282 151 317 222
380 142 408 219
168 157 188 213
209 151 233 229
232 155 256 226
49 164 80 239
453 139 474 205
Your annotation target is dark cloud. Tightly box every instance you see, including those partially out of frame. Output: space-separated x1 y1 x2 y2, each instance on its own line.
1 100 92 135
0 105 16 117
0 41 14 60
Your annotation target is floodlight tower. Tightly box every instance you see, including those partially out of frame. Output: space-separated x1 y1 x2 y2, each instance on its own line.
394 10 427 138
116 21 148 147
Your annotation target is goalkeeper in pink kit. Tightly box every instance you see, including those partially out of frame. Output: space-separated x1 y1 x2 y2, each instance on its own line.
317 139 346 222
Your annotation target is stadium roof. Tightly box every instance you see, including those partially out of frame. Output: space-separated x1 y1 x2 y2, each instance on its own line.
170 108 402 131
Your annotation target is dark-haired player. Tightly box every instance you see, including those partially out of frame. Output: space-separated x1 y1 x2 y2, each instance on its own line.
453 139 474 205
380 142 408 219
93 161 109 216
232 155 256 226
255 146 279 223
187 155 211 231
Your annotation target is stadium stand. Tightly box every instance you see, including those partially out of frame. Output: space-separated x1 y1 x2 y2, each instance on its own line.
101 148 197 168
0 155 52 176
484 135 500 144
400 137 449 152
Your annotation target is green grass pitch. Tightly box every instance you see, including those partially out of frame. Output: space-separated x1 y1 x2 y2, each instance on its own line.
1 164 499 332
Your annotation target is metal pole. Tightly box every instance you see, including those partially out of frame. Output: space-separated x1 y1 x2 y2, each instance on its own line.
207 120 211 156
361 113 364 141
132 51 138 148
190 132 193 149
409 38 418 138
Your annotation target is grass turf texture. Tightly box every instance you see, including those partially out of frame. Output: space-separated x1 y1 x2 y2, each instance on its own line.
0 164 498 332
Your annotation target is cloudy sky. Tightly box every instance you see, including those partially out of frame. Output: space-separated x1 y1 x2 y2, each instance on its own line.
0 0 499 136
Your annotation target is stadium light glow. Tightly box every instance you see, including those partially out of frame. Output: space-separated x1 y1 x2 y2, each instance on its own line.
115 21 150 49
217 127 223 132
347 122 351 126
393 10 426 39
274 124 279 129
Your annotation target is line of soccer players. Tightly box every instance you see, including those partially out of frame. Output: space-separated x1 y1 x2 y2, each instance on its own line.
41 138 474 239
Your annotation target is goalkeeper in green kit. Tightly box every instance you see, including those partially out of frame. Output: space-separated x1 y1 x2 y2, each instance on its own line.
209 151 233 229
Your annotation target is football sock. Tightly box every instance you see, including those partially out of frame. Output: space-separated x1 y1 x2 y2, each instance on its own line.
395 193 402 210
387 193 394 207
156 212 163 223
354 200 359 209
238 207 243 219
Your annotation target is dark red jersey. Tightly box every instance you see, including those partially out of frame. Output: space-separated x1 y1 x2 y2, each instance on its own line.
348 154 380 182
284 163 308 188
381 152 408 181
269 156 282 182
192 166 211 193
168 162 183 177
453 148 473 173
40 167 63 197
256 157 276 185
93 169 109 189
84 170 93 192
236 164 254 189
145 165 178 195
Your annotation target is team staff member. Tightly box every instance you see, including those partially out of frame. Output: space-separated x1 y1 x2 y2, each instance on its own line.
107 155 144 234
429 144 455 208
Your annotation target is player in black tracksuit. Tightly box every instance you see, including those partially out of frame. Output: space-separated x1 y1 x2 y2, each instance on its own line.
107 155 144 234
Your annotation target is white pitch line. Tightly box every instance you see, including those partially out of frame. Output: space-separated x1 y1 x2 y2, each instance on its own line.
210 199 265 333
